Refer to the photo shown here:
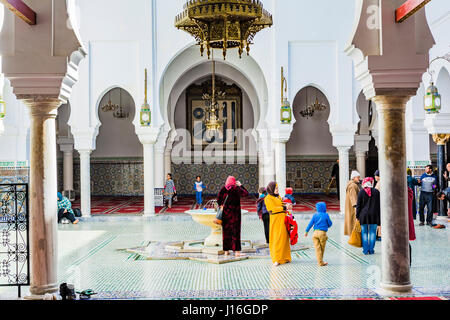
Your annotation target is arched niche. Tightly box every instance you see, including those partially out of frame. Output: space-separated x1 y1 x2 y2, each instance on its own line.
159 45 268 132
285 86 337 194
93 87 141 158
287 86 334 156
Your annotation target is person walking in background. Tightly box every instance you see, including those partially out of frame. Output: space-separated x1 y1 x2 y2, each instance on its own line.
356 177 381 255
418 165 437 227
164 173 177 209
57 192 79 225
265 182 292 267
194 176 207 207
344 171 361 236
217 176 249 257
257 187 270 244
374 170 381 191
331 160 340 200
305 202 333 267
407 168 420 220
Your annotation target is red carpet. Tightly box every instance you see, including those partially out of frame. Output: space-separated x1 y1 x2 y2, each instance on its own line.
71 194 340 216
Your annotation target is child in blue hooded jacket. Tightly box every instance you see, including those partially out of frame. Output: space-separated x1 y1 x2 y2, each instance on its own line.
305 202 333 266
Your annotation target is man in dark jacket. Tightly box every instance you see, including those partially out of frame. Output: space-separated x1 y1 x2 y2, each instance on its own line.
356 177 381 255
257 187 270 244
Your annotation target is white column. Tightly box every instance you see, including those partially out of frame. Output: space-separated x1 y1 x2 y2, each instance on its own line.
164 149 172 177
258 150 265 188
143 142 156 217
20 96 61 296
274 140 287 198
337 146 351 214
58 142 74 192
78 150 91 218
154 146 165 188
355 151 367 178
354 134 371 178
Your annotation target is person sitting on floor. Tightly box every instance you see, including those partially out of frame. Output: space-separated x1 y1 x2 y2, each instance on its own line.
57 192 79 225
283 188 297 205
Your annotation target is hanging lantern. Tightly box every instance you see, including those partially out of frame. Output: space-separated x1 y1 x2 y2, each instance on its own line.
424 82 441 114
175 0 273 60
0 95 5 120
281 98 292 124
280 67 292 124
140 69 151 127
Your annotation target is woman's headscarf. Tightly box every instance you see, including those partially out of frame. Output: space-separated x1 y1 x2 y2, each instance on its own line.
362 177 374 197
225 176 236 190
266 181 279 197
57 192 63 201
407 168 412 176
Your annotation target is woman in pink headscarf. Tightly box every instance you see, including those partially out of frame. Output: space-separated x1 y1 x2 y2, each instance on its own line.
217 176 249 257
356 177 381 255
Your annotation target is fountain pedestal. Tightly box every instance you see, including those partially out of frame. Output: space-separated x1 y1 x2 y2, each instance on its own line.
187 209 249 248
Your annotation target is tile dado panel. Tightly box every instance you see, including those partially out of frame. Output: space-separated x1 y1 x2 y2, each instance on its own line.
171 163 259 195
286 159 356 194
58 159 145 197
54 158 357 198
0 168 29 185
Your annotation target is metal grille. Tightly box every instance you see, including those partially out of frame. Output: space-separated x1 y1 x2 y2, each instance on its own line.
0 184 30 297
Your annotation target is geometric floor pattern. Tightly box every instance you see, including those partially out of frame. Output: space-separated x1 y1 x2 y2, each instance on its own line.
0 215 448 300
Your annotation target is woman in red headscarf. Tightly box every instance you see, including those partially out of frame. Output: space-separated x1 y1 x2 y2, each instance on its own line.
356 177 381 255
217 176 249 257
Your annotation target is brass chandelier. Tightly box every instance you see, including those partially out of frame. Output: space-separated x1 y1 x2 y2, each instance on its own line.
175 0 273 60
203 50 226 132
299 87 327 119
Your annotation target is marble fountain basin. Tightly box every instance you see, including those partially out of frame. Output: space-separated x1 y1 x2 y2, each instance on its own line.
186 209 249 248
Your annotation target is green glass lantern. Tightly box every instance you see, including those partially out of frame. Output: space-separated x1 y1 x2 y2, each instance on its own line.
280 67 292 124
424 82 441 114
140 69 151 127
0 95 5 120
281 98 292 124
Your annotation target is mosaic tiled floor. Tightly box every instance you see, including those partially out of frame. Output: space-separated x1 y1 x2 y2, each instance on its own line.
0 215 448 300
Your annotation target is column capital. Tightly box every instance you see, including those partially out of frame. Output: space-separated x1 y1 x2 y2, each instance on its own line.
372 90 417 112
18 95 62 118
137 128 160 145
78 149 92 156
336 146 351 153
424 113 450 135
432 134 450 146
271 127 292 144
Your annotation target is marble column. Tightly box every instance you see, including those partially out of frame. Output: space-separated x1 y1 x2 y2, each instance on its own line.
337 146 351 214
432 134 450 218
78 150 91 218
154 146 165 189
273 140 287 198
143 142 156 217
372 91 415 293
19 95 61 296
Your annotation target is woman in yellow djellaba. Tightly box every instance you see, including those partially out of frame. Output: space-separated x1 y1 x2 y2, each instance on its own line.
264 182 292 266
